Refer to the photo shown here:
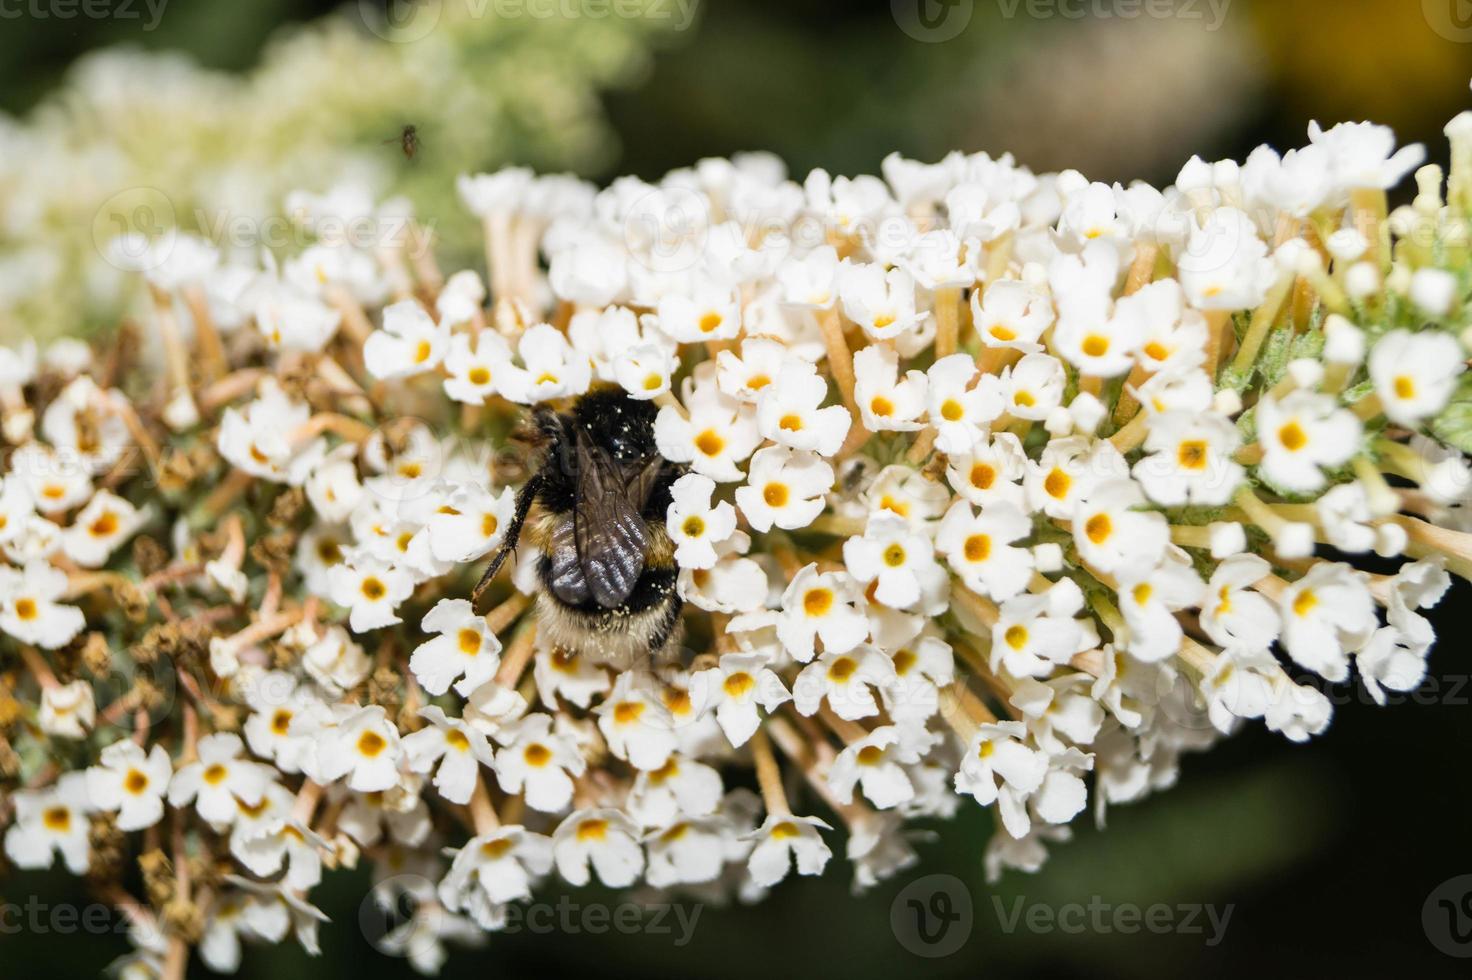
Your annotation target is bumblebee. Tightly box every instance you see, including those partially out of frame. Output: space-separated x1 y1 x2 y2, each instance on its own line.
471 388 685 669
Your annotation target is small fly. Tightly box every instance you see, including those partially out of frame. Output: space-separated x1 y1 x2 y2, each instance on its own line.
385 124 420 162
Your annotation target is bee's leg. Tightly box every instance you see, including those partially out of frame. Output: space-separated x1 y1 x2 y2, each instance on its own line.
471 473 541 615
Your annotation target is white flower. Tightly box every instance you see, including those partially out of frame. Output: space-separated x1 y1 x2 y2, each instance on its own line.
1200 554 1281 652
61 490 143 568
990 592 1085 678
0 561 84 649
1000 353 1067 422
426 482 516 564
665 473 737 569
1054 294 1140 378
756 362 851 456
305 451 364 524
881 634 956 725
1279 562 1377 683
735 446 833 532
842 512 938 610
168 733 270 826
499 324 593 404
793 645 896 721
853 344 928 433
595 673 678 771
1307 120 1425 193
1071 479 1168 577
654 283 742 343
494 714 587 813
409 598 503 697
715 336 794 403
329 560 413 632
402 706 496 805
954 722 1047 839
9 443 92 513
627 754 724 828
552 808 645 887
39 680 95 739
4 772 92 874
1116 554 1206 663
1368 329 1465 427
839 262 923 340
925 353 1003 454
532 643 611 711
1256 391 1362 493
945 433 1028 510
613 343 678 400
777 564 869 663
971 279 1053 353
443 331 514 404
315 706 404 793
744 814 832 887
439 827 552 921
364 300 450 379
216 380 323 486
935 500 1034 602
776 245 840 309
241 672 323 775
1010 676 1105 753
827 727 920 810
1176 207 1275 310
1133 410 1243 506
655 376 762 482
691 653 791 748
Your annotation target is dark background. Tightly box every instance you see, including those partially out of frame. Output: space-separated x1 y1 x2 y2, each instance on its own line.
3 1 1472 977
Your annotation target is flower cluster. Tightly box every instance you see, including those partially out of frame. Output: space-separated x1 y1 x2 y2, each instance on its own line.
4 92 1472 979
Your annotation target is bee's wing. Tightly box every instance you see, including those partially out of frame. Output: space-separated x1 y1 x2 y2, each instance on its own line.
624 454 666 513
574 431 649 609
546 516 592 606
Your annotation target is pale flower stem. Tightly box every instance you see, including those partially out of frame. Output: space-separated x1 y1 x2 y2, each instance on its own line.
197 368 268 414
326 285 374 345
654 390 688 419
1351 187 1391 271
149 285 196 407
904 427 937 465
1123 243 1158 295
934 286 961 359
816 704 868 745
290 779 325 824
184 286 228 384
482 592 532 634
817 307 859 414
1109 408 1151 453
1229 273 1294 375
469 773 500 836
1201 309 1234 379
408 221 445 296
750 727 790 816
493 622 538 687
1387 515 1472 580
16 645 59 690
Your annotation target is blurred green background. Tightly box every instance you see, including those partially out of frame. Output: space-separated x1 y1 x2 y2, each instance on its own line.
2 1 1472 976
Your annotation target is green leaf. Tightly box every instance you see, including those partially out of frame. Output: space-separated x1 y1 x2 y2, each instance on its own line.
1430 373 1472 454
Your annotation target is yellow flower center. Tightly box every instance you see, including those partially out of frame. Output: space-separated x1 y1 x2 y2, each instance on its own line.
1277 421 1308 452
804 588 834 616
1177 440 1208 470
